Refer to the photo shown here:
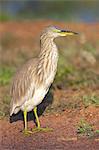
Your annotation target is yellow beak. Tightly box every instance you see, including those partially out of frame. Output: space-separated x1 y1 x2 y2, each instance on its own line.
53 28 78 36
60 31 78 36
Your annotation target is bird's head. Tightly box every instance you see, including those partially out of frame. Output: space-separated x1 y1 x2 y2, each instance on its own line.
41 26 78 39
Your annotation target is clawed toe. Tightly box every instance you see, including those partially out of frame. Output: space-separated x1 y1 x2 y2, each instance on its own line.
32 127 53 133
23 130 33 135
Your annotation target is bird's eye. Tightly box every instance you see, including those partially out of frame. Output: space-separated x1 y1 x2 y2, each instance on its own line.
54 30 66 33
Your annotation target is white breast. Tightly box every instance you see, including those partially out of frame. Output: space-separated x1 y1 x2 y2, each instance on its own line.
21 86 47 112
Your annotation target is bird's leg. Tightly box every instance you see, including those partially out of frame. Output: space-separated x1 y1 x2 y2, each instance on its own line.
23 108 32 135
34 107 40 128
32 107 53 132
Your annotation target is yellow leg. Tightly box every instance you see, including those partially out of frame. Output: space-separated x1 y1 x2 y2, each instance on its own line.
24 109 28 130
23 108 32 135
34 107 40 128
32 107 53 132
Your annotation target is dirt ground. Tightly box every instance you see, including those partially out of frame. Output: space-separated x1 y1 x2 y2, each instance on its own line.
0 107 99 150
0 20 99 149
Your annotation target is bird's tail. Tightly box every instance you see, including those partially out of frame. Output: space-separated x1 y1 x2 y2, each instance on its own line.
10 100 14 116
10 100 20 116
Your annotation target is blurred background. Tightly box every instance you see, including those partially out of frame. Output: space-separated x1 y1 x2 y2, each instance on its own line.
0 0 99 22
0 0 99 119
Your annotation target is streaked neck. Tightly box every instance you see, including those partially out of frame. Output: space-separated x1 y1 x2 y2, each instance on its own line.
37 34 59 81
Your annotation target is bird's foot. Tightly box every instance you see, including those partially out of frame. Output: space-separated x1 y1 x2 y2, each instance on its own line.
23 129 33 135
32 127 53 133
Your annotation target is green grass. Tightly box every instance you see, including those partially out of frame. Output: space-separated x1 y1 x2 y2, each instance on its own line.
0 65 15 118
96 130 99 133
0 66 14 117
83 94 99 107
55 54 76 86
53 47 99 88
83 42 96 55
55 60 99 88
77 119 94 137
0 95 11 118
0 66 15 86
0 13 12 22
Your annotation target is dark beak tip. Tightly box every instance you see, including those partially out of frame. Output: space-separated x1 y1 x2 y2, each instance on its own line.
74 32 79 35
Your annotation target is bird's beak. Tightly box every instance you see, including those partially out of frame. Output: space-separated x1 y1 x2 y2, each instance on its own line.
60 30 78 36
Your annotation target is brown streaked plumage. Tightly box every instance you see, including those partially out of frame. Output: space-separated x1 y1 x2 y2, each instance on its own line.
10 26 78 134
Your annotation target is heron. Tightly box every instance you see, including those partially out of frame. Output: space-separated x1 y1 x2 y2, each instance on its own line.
10 26 78 134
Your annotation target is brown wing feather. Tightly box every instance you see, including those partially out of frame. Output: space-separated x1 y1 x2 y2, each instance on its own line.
10 58 38 115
